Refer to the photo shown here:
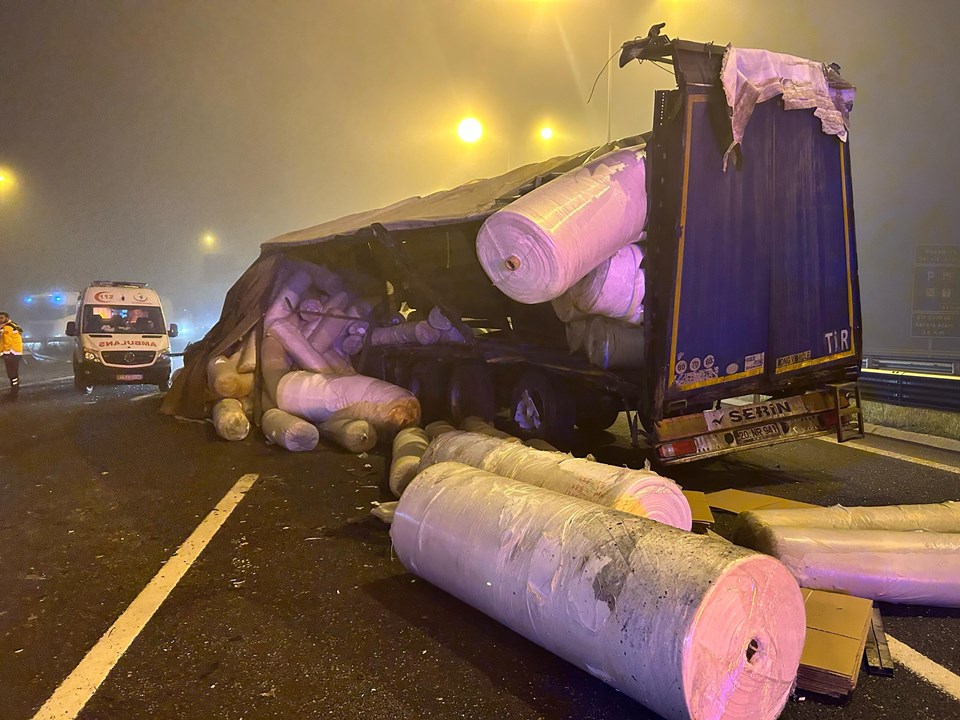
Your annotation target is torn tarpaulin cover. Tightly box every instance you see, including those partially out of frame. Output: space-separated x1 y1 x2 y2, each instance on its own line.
720 45 856 169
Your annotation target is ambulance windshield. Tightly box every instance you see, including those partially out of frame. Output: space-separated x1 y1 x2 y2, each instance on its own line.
82 305 165 334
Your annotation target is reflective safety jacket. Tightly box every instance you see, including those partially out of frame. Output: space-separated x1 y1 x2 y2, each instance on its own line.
0 320 23 355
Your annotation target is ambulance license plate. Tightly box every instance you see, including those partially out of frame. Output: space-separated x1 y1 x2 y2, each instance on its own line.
734 423 782 445
117 374 143 381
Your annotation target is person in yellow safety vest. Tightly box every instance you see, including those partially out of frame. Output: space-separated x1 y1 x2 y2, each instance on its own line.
0 312 24 402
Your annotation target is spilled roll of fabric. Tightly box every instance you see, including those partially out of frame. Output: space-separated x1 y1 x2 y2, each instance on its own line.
562 242 645 325
585 316 645 369
733 502 960 606
212 398 250 441
476 147 648 304
276 370 419 437
261 408 319 452
418 431 691 530
389 427 430 497
392 462 805 720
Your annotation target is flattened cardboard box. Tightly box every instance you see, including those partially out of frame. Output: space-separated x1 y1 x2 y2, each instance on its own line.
705 488 818 514
681 490 714 530
797 588 873 697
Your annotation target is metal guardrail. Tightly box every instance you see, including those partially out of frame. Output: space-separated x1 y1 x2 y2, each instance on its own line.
859 369 960 413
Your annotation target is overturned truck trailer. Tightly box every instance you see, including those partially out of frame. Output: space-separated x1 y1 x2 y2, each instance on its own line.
164 33 862 465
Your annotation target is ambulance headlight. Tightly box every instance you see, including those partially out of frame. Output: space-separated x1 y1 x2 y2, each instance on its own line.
83 350 100 363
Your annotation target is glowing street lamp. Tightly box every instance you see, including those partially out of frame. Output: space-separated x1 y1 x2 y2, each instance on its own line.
539 126 554 141
0 167 17 197
200 232 218 253
457 117 483 144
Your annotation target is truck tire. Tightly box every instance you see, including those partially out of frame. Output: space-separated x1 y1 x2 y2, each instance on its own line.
575 392 622 432
447 362 496 426
509 370 574 446
404 362 447 424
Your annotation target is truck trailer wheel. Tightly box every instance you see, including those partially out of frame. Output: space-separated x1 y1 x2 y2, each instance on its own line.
575 392 622 432
509 370 574 446
447 362 496 426
404 362 447 425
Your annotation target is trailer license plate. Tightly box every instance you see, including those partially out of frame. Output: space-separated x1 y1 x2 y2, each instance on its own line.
734 423 782 445
117 373 143 381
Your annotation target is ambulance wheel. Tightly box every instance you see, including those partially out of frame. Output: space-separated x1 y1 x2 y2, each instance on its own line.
157 375 171 392
447 362 496 426
509 370 574 446
74 373 92 395
575 392 622 432
404 362 447 425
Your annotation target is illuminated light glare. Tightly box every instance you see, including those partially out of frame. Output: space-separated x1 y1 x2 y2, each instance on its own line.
24 296 33 304
457 117 483 143
201 233 217 250
540 127 554 140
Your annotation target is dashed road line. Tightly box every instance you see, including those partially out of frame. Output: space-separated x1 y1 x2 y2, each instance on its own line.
30 473 259 720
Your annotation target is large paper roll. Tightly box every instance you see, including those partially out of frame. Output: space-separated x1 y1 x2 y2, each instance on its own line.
585 315 645 369
563 242 645 324
476 147 648 304
392 463 805 720
276 370 419 437
419 431 691 531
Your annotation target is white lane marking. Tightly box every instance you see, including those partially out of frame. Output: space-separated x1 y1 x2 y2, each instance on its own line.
31 473 260 720
130 391 161 402
816 436 960 475
887 635 960 703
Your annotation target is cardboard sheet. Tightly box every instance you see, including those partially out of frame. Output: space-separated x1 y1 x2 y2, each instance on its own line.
682 490 715 529
797 588 873 697
705 488 818 514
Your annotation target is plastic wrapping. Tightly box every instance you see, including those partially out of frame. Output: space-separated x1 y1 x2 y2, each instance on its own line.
389 427 430 497
207 354 254 399
261 408 319 452
424 420 457 439
419 431 691 531
551 294 588 323
267 317 330 373
476 147 648 304
733 502 960 606
265 268 314 327
371 501 398 524
260 335 291 403
427 306 454 332
369 321 441 347
276 370 419 437
565 318 588 353
236 331 258 373
562 242 644 325
736 524 960 607
585 316 645 369
734 501 960 537
316 418 378 453
339 333 365 356
392 463 805 720
459 416 519 442
212 398 250 441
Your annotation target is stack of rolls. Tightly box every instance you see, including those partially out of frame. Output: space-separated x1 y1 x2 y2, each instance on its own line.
476 146 648 304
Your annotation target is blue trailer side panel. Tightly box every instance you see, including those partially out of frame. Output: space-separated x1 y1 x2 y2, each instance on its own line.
652 91 861 418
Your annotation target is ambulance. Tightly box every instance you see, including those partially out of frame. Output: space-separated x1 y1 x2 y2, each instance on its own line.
66 281 178 393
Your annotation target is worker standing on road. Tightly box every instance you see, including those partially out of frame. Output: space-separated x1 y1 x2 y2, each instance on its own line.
0 312 23 402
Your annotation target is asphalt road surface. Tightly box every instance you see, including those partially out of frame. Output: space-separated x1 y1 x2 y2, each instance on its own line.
2 369 958 720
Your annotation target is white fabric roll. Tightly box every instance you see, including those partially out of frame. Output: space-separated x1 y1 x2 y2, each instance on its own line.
236 332 258 373
265 268 314 327
551 293 589 323
419 431 691 531
736 525 960 607
276 370 420 437
261 408 319 452
340 333 365 356
734 501 960 536
260 335 291 403
389 427 430 497
207 354 253 399
459 416 520 442
476 147 648 304
212 398 250 441
316 418 378 453
369 321 441 347
585 316 645 369
424 420 457 439
427 306 454 331
563 242 645 325
307 290 351 354
267 317 329 373
392 463 805 720
565 318 588 353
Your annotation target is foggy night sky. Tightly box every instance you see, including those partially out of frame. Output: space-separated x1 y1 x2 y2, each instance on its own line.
1 0 958 349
